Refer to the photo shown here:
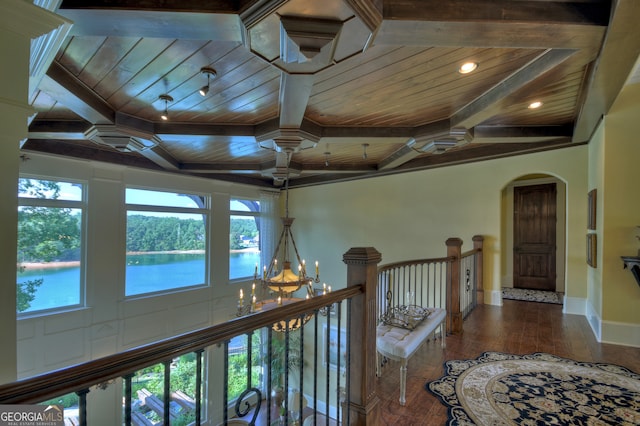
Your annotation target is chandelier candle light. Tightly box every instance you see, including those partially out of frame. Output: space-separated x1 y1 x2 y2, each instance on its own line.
236 153 328 330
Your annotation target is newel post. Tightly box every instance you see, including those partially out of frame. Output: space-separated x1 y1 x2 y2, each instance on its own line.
473 235 484 305
343 247 382 426
446 238 463 335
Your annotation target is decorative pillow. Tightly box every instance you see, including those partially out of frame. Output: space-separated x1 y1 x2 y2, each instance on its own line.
380 305 432 330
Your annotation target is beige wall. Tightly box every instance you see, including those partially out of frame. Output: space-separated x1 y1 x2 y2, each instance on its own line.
587 122 605 328
288 146 589 308
600 83 640 338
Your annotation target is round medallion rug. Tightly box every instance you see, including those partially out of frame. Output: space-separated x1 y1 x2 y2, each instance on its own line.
426 352 640 425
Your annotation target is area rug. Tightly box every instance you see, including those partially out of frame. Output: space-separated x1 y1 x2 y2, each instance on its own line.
501 287 563 304
426 351 640 425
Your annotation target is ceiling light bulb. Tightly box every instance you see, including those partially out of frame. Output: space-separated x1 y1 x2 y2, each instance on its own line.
459 62 478 74
158 94 173 121
528 101 543 109
198 67 216 97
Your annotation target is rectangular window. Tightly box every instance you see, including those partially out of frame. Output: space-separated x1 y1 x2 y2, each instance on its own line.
126 188 208 296
17 178 84 313
230 199 260 280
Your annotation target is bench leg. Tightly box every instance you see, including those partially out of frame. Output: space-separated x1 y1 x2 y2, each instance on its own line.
399 360 408 406
440 321 446 348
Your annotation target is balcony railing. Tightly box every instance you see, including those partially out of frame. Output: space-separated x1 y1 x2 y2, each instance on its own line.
0 239 482 425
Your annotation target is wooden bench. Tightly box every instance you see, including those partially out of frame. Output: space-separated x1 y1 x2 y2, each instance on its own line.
376 307 446 406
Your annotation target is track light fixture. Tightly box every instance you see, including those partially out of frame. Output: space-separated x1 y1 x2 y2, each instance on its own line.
198 67 217 97
362 143 369 160
159 94 173 121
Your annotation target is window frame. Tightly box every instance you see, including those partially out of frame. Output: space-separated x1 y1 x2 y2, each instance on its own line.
17 176 87 316
124 186 210 297
229 198 261 282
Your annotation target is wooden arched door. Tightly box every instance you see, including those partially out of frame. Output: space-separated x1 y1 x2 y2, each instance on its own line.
513 183 557 291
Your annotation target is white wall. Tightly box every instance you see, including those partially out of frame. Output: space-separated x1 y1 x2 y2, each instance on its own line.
16 153 273 423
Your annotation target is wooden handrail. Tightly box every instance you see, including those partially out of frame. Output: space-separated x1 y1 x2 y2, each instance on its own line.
0 285 364 405
461 247 482 258
377 256 455 272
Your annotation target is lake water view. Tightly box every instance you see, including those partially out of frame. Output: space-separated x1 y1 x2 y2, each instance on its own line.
17 251 260 312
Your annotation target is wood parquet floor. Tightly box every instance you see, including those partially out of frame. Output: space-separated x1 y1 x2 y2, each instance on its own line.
376 299 640 425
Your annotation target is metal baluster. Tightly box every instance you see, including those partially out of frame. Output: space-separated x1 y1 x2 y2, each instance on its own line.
163 360 171 426
345 299 351 426
246 331 253 389
298 315 305 425
284 326 290 425
76 388 89 426
123 374 133 426
325 311 330 426
336 302 342 424
195 349 203 425
312 310 319 426
223 340 229 425
266 329 273 425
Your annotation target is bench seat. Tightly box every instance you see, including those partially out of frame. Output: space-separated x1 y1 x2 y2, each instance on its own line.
376 307 446 405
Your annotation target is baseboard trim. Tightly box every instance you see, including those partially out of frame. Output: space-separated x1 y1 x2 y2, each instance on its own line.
585 300 602 342
485 290 503 306
563 295 586 315
601 319 640 348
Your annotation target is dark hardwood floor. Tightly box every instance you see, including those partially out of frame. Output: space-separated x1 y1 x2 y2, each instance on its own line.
376 299 640 425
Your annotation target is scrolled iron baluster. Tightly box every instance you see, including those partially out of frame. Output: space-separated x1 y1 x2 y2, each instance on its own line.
465 268 471 292
234 387 262 425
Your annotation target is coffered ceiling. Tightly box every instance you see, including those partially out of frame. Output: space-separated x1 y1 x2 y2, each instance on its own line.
23 0 640 188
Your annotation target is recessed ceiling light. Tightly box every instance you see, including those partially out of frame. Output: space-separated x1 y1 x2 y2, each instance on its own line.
458 62 478 74
528 101 543 109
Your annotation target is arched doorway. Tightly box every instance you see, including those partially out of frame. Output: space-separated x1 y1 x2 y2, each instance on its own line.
501 175 567 296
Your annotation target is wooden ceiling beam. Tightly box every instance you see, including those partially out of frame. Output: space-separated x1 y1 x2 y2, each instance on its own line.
240 0 289 30
376 0 607 49
28 120 91 140
451 49 577 129
40 61 115 124
344 0 382 32
287 140 583 188
279 73 316 129
377 139 420 170
382 0 610 25
57 8 244 41
155 122 256 138
472 125 573 143
58 0 246 13
138 146 181 170
181 162 264 173
572 0 640 142
398 140 579 173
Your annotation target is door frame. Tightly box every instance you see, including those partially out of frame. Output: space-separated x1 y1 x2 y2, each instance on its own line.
502 176 566 292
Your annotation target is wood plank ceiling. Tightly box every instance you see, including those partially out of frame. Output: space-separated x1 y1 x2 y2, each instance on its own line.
23 0 640 188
